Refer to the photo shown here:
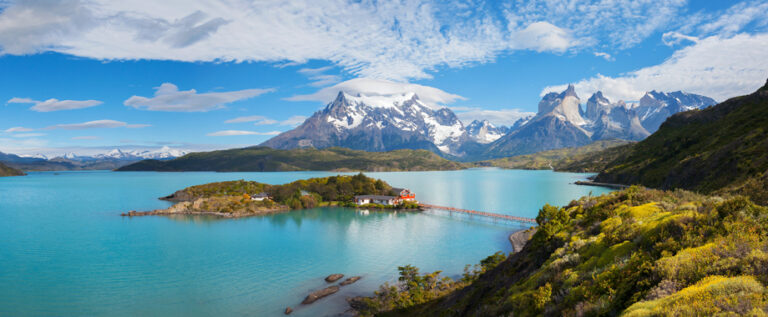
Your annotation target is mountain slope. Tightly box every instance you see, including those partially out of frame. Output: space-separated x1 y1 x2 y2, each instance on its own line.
465 120 509 144
371 187 768 316
0 162 25 176
594 79 768 197
116 147 465 172
478 139 633 170
261 92 467 155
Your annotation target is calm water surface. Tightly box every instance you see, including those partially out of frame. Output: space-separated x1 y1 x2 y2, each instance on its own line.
0 169 611 316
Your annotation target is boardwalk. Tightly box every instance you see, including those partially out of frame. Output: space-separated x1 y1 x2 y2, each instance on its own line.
419 203 537 224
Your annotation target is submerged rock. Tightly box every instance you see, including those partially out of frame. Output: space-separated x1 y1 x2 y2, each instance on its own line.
302 286 340 305
340 276 361 286
325 274 344 283
284 307 293 315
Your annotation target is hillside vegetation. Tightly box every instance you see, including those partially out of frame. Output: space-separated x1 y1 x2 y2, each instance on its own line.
0 162 25 176
117 146 465 172
592 80 768 204
357 187 768 316
477 139 633 171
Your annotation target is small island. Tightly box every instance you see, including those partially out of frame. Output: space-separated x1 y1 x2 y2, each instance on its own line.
122 173 420 218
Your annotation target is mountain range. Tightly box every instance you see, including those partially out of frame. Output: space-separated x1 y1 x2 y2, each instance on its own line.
592 78 768 203
0 146 187 171
261 86 715 160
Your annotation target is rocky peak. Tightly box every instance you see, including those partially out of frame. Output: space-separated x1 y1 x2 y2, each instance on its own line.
564 84 577 98
585 91 611 121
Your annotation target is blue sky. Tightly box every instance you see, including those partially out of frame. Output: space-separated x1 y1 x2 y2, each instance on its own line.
0 0 766 156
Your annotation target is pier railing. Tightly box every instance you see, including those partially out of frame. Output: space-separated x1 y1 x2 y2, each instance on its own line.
418 203 537 224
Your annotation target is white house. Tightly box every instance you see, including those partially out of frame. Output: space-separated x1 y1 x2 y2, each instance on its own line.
354 195 398 206
250 192 271 201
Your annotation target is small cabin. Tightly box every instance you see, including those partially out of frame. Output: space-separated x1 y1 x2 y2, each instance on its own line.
354 195 399 206
390 188 416 201
250 192 271 201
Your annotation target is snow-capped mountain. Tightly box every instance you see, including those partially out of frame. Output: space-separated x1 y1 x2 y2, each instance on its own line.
585 92 650 141
262 92 469 155
635 91 716 132
483 85 713 158
466 120 510 144
19 153 49 160
51 147 189 161
484 85 594 158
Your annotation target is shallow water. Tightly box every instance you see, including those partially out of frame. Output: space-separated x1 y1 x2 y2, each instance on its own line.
0 169 611 316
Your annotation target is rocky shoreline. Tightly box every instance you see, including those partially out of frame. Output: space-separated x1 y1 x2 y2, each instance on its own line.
121 197 290 218
508 227 537 253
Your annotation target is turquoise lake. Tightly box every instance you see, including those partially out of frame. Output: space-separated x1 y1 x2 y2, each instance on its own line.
0 169 612 316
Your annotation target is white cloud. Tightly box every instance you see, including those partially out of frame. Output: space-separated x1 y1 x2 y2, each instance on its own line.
503 0 687 49
280 115 307 127
45 119 150 130
593 52 613 61
452 107 535 127
542 33 768 102
511 22 573 52
661 32 699 46
71 136 100 140
297 66 342 87
0 0 681 81
224 115 277 125
681 0 768 37
4 127 34 132
124 83 274 112
8 97 102 112
287 78 465 108
207 130 281 136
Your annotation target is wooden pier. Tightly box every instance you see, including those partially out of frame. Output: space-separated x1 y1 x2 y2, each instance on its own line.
418 203 537 224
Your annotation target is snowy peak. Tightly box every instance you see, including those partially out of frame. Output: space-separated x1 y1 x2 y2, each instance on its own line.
537 85 587 127
466 120 509 144
636 90 716 132
264 90 468 155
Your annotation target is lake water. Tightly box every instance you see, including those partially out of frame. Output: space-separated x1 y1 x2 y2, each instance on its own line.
0 169 612 316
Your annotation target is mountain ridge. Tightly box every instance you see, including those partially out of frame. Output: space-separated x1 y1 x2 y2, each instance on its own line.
116 147 465 172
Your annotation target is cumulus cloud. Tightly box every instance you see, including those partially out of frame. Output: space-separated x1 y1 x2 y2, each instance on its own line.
287 78 465 108
542 33 768 102
8 97 102 112
124 83 274 112
0 0 686 81
45 119 150 130
224 115 277 125
451 107 535 127
207 130 281 136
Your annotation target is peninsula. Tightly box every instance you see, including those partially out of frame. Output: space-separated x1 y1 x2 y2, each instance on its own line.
0 162 25 177
122 173 419 218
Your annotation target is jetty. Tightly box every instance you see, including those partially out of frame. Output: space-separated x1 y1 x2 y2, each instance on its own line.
418 203 537 224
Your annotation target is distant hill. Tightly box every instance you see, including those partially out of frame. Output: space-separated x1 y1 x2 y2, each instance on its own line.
478 139 633 171
116 146 466 172
593 79 768 203
0 162 25 177
0 147 186 171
